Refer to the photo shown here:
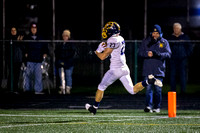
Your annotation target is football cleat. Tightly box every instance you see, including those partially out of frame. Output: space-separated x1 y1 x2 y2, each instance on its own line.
148 74 163 87
85 103 97 115
102 21 120 39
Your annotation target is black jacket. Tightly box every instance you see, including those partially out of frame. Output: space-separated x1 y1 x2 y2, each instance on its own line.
168 33 193 59
25 33 48 63
55 42 76 69
138 36 171 77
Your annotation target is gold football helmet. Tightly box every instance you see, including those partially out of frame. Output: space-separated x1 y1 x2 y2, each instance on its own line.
102 21 120 39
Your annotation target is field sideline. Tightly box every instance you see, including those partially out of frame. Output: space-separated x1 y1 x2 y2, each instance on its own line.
0 109 199 132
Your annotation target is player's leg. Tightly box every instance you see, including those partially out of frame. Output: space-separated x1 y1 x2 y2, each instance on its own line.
144 74 163 87
95 70 118 106
85 89 104 115
119 74 145 94
119 65 162 94
118 67 144 94
85 69 118 115
134 82 145 93
131 74 163 94
95 89 104 102
120 74 134 94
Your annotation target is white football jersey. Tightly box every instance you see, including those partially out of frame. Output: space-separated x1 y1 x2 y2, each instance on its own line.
106 35 127 69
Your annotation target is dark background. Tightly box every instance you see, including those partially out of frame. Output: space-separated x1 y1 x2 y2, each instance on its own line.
1 0 200 92
1 0 200 40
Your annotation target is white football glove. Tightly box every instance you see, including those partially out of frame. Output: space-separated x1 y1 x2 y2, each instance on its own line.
96 42 107 53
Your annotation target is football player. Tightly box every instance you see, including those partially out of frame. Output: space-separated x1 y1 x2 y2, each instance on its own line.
85 22 163 115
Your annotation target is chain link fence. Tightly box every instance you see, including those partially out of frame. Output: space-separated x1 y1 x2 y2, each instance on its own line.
0 40 200 94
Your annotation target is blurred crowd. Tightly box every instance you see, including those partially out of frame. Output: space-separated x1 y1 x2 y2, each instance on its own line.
4 23 76 95
2 22 194 99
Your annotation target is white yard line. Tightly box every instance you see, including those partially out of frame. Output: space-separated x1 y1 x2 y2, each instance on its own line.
0 113 200 129
0 124 44 129
0 121 200 129
0 114 200 119
0 122 88 129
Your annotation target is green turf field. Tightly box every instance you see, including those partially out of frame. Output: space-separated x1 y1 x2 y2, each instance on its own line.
0 109 199 133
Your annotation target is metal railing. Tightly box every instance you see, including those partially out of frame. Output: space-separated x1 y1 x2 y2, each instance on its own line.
0 40 199 93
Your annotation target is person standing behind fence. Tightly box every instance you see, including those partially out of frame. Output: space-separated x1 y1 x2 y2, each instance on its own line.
168 23 193 95
24 23 48 94
6 27 24 93
55 29 76 94
138 24 171 113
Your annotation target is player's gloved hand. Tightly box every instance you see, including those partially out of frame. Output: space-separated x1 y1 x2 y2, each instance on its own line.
96 42 107 53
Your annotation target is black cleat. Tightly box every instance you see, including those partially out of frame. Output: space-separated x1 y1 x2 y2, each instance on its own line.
85 103 97 115
147 74 163 87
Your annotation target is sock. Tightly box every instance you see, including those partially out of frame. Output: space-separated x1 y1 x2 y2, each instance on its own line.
142 80 149 87
94 101 100 108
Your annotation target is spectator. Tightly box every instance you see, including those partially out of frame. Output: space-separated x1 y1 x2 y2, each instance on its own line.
24 23 48 94
168 23 193 95
6 27 25 93
55 29 76 94
138 24 171 113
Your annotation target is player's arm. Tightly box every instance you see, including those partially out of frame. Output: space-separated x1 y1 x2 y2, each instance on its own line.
95 48 113 60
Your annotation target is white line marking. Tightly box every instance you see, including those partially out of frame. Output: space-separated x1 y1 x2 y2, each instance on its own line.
0 114 200 119
0 122 88 129
68 105 112 109
1 121 200 129
0 124 43 129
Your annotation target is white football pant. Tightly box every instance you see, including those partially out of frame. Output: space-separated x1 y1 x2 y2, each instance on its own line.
98 66 134 95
